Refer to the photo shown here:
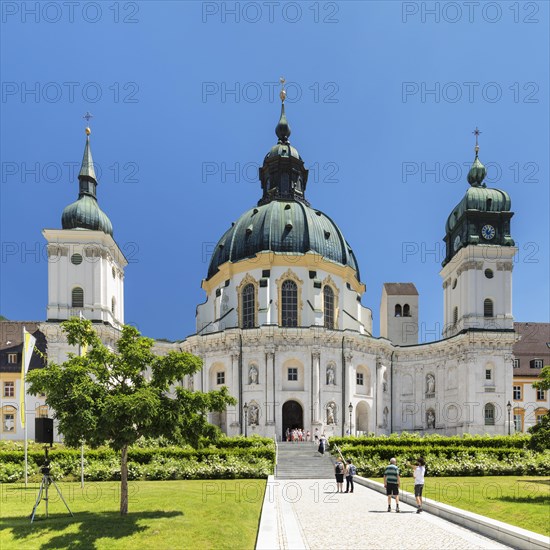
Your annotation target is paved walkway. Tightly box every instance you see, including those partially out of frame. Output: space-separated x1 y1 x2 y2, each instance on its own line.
257 478 512 550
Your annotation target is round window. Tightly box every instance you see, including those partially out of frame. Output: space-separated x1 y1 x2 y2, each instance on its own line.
485 269 494 279
71 253 83 265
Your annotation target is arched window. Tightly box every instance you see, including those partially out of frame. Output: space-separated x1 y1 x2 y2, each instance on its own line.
453 307 458 325
484 403 495 426
111 297 116 316
281 280 298 327
484 298 493 317
2 405 16 432
394 304 402 317
403 304 410 317
72 287 84 308
323 286 334 329
241 283 255 328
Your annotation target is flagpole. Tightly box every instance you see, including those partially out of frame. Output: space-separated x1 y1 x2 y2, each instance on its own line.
23 325 28 487
79 311 85 488
81 442 85 488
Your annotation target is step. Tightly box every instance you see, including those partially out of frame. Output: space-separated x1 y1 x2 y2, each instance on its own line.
275 442 336 479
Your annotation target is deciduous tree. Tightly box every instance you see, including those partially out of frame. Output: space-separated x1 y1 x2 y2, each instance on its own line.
27 318 236 515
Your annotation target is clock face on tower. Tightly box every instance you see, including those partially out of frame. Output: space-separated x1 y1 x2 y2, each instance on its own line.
481 224 496 240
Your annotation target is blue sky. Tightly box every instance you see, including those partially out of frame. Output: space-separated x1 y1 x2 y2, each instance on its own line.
1 1 548 341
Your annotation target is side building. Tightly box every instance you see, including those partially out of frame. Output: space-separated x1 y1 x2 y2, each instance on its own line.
512 322 550 432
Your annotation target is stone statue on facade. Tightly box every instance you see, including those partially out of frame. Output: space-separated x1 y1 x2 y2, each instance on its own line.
326 365 335 385
249 404 259 426
426 409 436 429
249 365 258 385
326 402 336 425
426 374 435 394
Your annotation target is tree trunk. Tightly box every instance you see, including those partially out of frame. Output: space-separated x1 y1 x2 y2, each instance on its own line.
120 444 128 515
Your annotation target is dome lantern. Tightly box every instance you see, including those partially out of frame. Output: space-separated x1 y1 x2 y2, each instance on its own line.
258 78 310 206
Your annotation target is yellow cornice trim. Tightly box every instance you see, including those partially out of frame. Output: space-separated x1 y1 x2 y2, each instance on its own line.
202 252 365 294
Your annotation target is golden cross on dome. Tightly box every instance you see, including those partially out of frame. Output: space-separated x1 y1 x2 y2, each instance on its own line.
472 126 481 154
83 112 93 135
279 77 286 103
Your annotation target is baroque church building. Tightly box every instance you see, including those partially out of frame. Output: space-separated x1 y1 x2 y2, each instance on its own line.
3 96 523 441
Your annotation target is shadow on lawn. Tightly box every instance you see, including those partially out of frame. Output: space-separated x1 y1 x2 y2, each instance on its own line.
497 495 550 505
2 510 183 549
519 479 550 486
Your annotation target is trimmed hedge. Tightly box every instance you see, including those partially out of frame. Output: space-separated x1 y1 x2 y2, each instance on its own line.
330 433 532 449
0 436 275 483
329 433 550 477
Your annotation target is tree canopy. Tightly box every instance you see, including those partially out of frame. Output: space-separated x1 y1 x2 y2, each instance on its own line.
27 318 236 514
529 365 550 451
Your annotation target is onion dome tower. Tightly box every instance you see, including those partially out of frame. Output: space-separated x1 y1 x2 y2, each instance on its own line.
440 128 516 337
61 127 113 236
443 128 514 267
199 82 370 334
43 122 126 327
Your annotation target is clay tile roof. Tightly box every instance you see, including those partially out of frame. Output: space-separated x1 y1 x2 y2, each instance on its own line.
383 283 419 296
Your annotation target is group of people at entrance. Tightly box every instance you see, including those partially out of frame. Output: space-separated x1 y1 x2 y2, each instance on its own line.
384 457 426 513
285 427 311 442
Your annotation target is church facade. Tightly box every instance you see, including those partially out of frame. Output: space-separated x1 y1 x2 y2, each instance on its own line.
3 97 530 441
166 98 517 439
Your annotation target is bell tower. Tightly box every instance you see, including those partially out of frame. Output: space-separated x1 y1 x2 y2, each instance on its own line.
43 122 127 327
440 129 516 338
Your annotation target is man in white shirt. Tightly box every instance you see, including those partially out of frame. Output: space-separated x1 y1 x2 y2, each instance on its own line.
412 458 426 513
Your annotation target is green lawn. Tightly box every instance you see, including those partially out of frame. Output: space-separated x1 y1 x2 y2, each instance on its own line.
373 476 549 536
0 479 266 549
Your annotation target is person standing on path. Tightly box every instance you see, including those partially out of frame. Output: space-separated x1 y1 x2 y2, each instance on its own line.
384 457 400 512
412 457 426 513
334 458 345 492
345 459 356 493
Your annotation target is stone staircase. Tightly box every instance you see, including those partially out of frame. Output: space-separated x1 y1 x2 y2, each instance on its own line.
275 442 335 479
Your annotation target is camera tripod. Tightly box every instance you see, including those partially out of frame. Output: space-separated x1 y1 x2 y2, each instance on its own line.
30 448 73 523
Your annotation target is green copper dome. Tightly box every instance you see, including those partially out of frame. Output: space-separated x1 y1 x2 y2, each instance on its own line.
442 138 514 267
207 200 360 280
61 131 113 236
207 100 360 280
62 195 114 236
446 186 512 233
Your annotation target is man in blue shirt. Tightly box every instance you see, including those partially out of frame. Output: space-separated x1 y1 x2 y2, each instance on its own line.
384 457 400 512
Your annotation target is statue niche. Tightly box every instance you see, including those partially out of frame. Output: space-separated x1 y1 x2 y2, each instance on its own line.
426 374 435 395
326 365 335 385
249 365 258 385
326 402 336 425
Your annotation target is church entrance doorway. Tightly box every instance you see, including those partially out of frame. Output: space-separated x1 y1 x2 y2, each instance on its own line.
282 400 303 441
